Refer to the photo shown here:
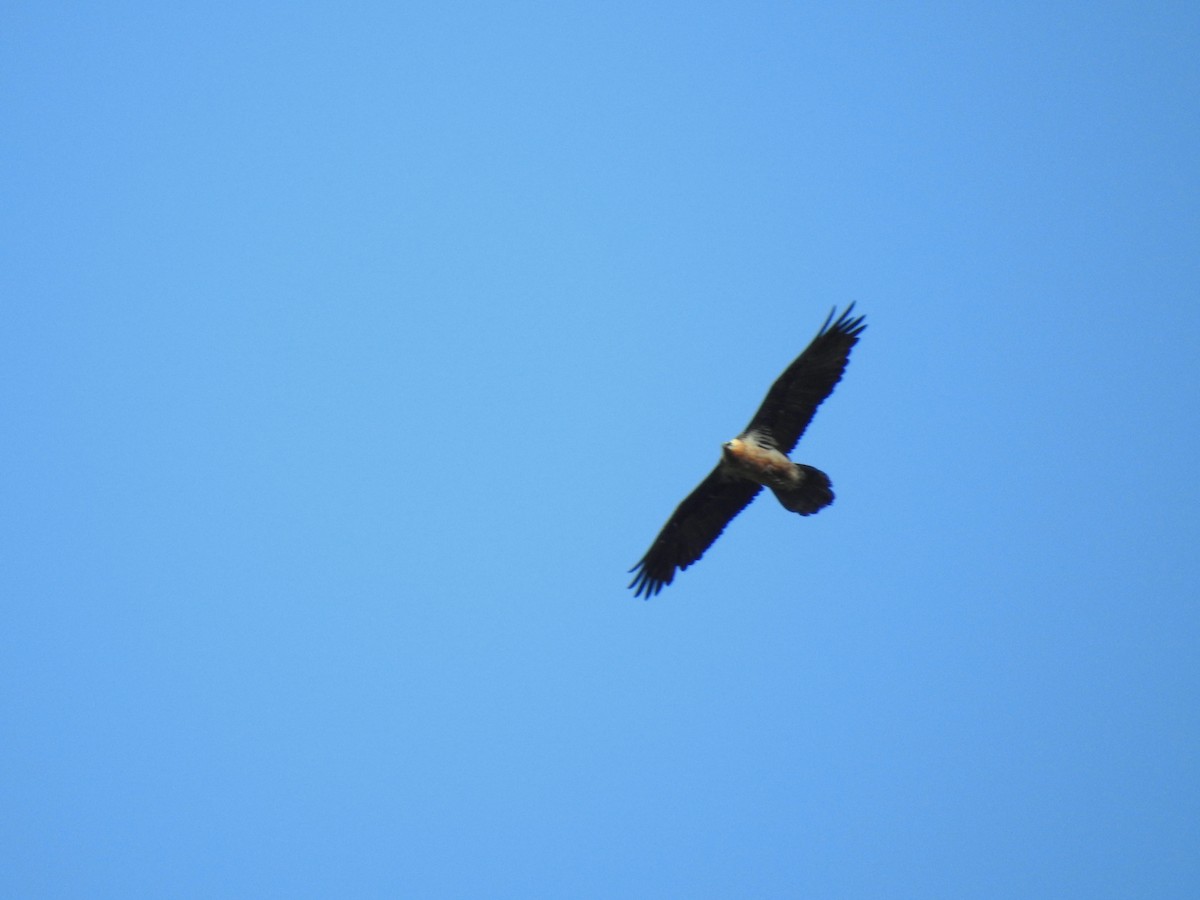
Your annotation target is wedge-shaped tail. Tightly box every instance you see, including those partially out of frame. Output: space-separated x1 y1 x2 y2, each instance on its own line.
769 464 833 515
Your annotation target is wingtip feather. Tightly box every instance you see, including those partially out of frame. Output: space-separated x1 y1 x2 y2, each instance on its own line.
819 303 867 340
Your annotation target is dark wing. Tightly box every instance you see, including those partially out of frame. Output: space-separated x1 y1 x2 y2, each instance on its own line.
743 304 866 455
628 467 761 598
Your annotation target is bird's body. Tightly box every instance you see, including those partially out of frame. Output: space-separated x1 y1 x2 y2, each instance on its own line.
722 436 793 482
722 435 834 514
628 305 866 598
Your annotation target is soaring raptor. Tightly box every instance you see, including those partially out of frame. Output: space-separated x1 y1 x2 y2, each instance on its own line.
629 305 866 598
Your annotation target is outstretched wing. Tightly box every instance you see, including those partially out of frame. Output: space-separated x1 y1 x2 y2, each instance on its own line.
743 304 866 455
628 467 761 598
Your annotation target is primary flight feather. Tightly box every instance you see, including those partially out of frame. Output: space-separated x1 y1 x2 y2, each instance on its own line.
628 304 866 598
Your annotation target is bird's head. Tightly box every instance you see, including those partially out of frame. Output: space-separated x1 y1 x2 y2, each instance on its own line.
722 437 744 458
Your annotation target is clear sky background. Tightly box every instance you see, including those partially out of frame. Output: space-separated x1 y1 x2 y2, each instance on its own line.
3 2 1198 897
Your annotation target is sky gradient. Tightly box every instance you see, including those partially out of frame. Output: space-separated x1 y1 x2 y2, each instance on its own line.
4 2 1199 897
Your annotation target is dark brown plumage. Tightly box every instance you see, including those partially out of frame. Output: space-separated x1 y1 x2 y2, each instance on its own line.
628 305 866 598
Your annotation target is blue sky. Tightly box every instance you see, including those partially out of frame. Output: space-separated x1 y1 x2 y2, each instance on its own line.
3 2 1198 896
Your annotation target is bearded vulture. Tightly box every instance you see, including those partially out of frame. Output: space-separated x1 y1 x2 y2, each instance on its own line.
628 304 866 598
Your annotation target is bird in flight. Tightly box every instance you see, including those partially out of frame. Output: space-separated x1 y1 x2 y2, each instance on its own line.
629 304 866 598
